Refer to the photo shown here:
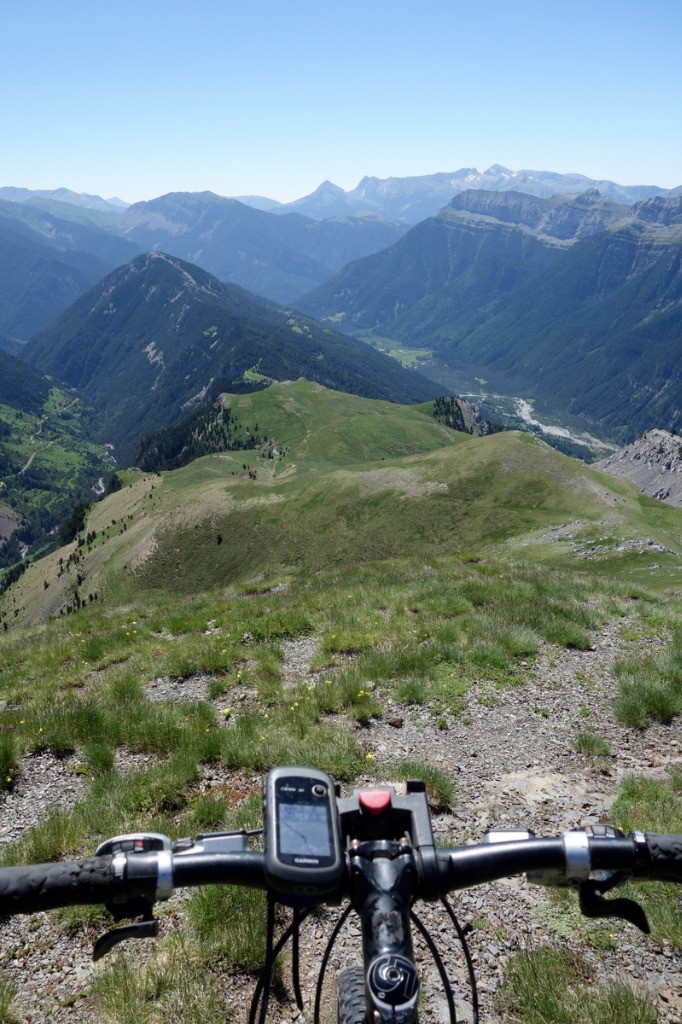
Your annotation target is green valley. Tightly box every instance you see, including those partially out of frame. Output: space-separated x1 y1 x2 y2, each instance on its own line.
298 192 682 442
0 370 109 564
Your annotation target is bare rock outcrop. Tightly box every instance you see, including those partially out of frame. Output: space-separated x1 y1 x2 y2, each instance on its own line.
594 429 682 507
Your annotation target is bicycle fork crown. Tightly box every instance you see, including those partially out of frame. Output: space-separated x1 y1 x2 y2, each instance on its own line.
367 953 419 1024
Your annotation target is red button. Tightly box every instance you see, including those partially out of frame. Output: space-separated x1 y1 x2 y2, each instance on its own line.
359 789 392 815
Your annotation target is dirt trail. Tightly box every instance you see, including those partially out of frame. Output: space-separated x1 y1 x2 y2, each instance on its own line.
1 621 681 1022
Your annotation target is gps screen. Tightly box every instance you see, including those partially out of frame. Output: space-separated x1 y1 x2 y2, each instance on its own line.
279 801 332 858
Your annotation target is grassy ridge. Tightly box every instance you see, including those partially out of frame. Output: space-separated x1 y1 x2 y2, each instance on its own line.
0 555 663 838
217 382 460 466
3 380 681 628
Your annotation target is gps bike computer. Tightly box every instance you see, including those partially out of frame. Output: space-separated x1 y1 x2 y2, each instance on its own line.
263 766 343 898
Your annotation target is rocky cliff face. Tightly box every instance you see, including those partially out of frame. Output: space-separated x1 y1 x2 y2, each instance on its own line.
445 188 625 242
594 429 682 506
631 195 682 227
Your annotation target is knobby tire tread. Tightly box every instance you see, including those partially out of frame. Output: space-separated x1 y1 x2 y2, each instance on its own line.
337 966 367 1024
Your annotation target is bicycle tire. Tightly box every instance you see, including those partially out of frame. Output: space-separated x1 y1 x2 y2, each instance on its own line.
336 966 367 1024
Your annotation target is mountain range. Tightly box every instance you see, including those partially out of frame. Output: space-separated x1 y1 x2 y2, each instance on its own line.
1 164 680 540
0 186 127 212
22 251 440 463
0 190 406 347
267 165 676 223
0 195 141 349
5 165 675 225
0 164 678 351
298 189 682 441
116 191 407 303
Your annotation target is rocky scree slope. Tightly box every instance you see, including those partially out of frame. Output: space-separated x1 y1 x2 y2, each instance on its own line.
595 430 682 508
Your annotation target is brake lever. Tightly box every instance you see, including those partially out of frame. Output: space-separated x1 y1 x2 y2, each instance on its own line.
578 879 650 934
93 909 159 960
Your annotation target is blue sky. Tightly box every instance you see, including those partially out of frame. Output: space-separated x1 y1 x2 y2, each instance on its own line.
2 0 681 203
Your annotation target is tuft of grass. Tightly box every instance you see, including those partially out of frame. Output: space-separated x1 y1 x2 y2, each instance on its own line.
187 794 229 832
542 622 593 650
187 885 271 972
535 887 616 950
0 973 21 1024
574 731 611 757
382 760 455 811
613 626 682 726
91 935 227 1024
610 773 682 946
613 673 681 727
497 945 656 1024
0 730 18 791
393 677 429 705
4 807 83 866
82 741 116 777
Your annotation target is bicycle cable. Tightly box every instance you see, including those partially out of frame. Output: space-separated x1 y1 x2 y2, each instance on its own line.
410 908 458 1024
291 906 305 1011
313 903 353 1024
441 896 479 1024
249 902 317 1024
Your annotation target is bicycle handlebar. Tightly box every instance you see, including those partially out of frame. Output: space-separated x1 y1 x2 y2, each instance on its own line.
4 774 679 1024
643 832 682 881
0 857 122 915
1 830 681 919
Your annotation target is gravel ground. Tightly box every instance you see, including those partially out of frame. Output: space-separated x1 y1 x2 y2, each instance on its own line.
1 620 681 1022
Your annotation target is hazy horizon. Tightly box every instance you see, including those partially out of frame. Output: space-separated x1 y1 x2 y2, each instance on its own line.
2 0 681 204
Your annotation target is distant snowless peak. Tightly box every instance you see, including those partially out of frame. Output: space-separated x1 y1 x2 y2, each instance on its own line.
2 167 677 224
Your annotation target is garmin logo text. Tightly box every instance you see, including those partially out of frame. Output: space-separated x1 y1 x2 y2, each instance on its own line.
294 857 320 865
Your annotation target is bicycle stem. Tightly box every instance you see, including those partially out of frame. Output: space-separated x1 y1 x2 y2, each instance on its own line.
349 838 420 1024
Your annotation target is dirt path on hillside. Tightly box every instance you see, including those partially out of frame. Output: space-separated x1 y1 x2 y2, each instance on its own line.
1 622 681 1022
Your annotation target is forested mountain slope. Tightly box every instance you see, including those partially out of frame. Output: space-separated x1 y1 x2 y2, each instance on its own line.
23 253 440 462
299 192 682 440
0 349 107 555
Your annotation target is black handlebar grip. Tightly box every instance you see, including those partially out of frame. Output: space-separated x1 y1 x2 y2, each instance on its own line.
645 834 682 882
0 857 117 915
